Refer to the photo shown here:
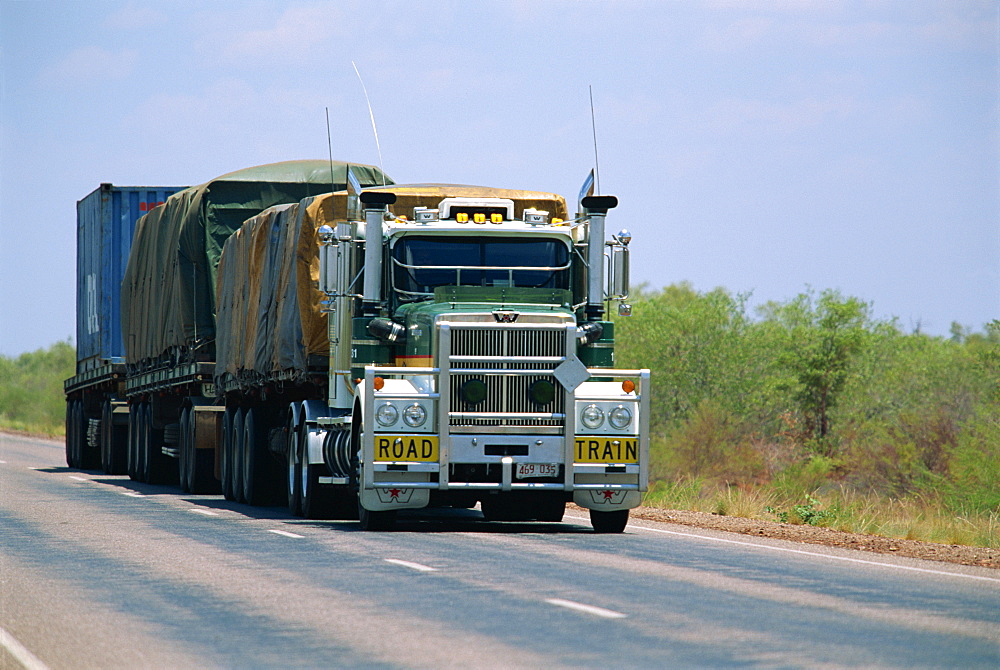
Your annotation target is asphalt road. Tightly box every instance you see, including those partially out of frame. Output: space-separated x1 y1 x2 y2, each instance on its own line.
2 432 998 669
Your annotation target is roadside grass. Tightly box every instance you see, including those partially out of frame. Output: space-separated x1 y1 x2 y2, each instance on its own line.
642 478 1000 549
0 418 64 438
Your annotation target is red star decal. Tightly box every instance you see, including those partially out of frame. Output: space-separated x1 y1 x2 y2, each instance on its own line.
602 490 615 501
389 488 402 499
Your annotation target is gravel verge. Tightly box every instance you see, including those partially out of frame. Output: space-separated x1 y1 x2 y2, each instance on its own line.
620 504 999 569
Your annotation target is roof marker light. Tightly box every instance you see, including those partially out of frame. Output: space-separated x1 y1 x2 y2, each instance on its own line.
491 213 503 224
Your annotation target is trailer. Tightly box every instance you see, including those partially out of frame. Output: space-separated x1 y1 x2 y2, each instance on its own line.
65 184 186 471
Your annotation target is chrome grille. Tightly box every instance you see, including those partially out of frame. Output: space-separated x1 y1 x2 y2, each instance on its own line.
449 327 566 428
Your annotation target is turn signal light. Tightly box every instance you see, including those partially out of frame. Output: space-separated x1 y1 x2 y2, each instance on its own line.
622 379 635 394
374 376 385 391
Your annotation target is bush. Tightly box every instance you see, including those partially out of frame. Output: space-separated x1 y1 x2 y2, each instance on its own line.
0 340 75 435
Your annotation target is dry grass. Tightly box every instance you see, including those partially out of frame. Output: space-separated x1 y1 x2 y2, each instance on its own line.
643 478 1000 549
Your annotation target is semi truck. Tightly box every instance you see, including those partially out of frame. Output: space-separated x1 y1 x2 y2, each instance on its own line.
66 161 650 533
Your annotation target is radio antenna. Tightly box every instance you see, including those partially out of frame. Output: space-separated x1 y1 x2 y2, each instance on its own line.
589 84 601 195
325 106 337 191
352 61 387 186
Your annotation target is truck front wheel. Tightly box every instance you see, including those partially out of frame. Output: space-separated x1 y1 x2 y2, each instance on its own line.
590 509 629 534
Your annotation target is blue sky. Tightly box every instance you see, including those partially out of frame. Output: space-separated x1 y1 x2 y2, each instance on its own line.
1 1 997 356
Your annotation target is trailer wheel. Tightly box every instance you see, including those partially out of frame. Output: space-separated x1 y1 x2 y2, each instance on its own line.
220 408 234 501
185 407 219 495
143 403 176 485
101 401 127 475
590 509 629 534
242 408 272 506
286 412 302 515
127 405 139 480
178 407 192 493
65 400 80 468
232 409 246 504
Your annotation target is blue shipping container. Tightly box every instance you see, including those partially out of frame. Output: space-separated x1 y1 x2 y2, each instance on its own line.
76 183 187 373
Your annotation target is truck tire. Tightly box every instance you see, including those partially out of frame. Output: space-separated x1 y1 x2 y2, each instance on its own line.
286 413 302 515
357 501 396 531
590 509 629 534
65 401 79 468
221 408 234 501
231 409 246 504
178 407 192 493
300 424 333 520
142 402 176 485
127 405 138 480
79 402 100 471
185 407 219 495
101 401 127 475
242 408 272 506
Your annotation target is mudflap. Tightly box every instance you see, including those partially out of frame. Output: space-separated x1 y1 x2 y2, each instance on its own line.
359 486 431 512
573 489 642 511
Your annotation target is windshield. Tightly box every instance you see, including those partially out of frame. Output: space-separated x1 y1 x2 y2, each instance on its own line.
392 235 571 300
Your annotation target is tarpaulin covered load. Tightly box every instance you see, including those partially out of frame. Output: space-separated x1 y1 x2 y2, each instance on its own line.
214 184 569 388
121 160 391 365
215 197 331 388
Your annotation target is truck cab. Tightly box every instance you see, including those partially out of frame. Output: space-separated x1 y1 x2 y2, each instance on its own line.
313 182 649 532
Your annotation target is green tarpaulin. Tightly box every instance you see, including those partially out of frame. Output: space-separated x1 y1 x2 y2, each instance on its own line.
121 160 390 365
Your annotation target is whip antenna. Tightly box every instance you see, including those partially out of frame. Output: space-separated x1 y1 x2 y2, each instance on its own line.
352 61 386 186
589 85 601 195
325 106 337 191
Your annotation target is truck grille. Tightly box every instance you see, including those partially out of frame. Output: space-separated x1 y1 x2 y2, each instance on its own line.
448 326 566 429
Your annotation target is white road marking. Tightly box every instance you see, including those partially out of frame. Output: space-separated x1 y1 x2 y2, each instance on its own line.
268 529 305 539
384 558 437 572
545 598 627 619
0 626 51 670
188 509 219 516
68 475 88 482
120 491 145 498
565 513 1000 584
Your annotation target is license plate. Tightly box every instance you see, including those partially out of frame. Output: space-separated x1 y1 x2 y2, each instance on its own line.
374 435 439 462
515 463 559 479
574 437 639 464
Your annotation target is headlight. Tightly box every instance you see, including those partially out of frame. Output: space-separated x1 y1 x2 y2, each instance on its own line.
581 404 604 429
375 402 399 427
402 403 427 427
609 405 633 429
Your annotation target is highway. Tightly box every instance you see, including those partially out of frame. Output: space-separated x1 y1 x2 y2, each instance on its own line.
2 432 998 669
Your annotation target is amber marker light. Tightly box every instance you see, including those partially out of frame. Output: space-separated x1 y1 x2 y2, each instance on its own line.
456 212 469 223
474 212 486 224
374 377 385 391
490 213 503 223
622 379 635 394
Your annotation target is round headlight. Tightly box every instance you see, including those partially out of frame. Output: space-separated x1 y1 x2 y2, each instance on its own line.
581 404 604 429
609 405 632 429
402 403 427 427
461 379 487 405
375 402 399 427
